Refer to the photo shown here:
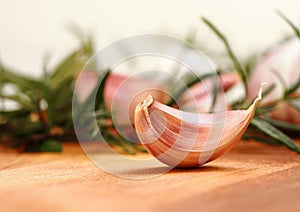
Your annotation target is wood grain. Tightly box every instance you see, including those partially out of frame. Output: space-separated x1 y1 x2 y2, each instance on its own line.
0 141 300 212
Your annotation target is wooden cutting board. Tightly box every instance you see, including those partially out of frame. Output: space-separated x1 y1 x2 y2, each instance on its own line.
0 140 300 212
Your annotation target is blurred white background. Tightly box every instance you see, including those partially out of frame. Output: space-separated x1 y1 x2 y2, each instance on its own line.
0 0 299 77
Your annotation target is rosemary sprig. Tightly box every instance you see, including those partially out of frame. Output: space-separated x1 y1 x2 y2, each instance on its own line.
260 116 300 132
287 100 300 112
1 14 300 155
285 75 300 97
72 69 110 124
250 117 300 153
167 70 221 106
277 10 300 40
0 35 94 151
202 17 248 97
261 83 276 98
202 15 300 153
43 66 53 129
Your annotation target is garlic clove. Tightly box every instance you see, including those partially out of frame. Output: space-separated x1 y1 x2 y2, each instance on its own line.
134 85 263 168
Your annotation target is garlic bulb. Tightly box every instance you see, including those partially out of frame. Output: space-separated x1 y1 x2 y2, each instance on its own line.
247 39 300 124
134 86 263 167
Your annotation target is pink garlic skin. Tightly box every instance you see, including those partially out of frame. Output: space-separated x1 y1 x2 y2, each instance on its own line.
247 39 300 124
103 73 169 124
179 72 239 113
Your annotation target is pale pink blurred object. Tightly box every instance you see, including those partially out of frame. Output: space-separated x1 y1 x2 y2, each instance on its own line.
103 73 169 125
179 72 239 112
247 39 300 124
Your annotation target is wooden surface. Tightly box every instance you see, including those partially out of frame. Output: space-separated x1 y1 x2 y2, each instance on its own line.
0 141 300 212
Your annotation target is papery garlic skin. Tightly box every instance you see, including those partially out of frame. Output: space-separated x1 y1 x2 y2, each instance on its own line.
248 39 300 124
134 87 262 168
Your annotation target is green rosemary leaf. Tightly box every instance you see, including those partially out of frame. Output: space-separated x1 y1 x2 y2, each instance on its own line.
93 110 111 119
0 93 34 109
0 109 31 120
202 17 248 97
1 67 42 95
285 75 300 96
271 69 287 94
185 29 198 46
287 100 300 112
94 69 111 109
250 117 300 153
243 54 259 76
73 69 110 124
262 83 276 98
167 71 221 106
99 125 140 154
52 78 73 110
255 106 275 115
261 117 300 131
43 67 53 129
243 134 279 145
209 83 219 113
51 39 93 79
40 139 62 152
0 38 97 150
51 57 84 91
66 23 88 45
51 39 93 90
277 10 300 40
